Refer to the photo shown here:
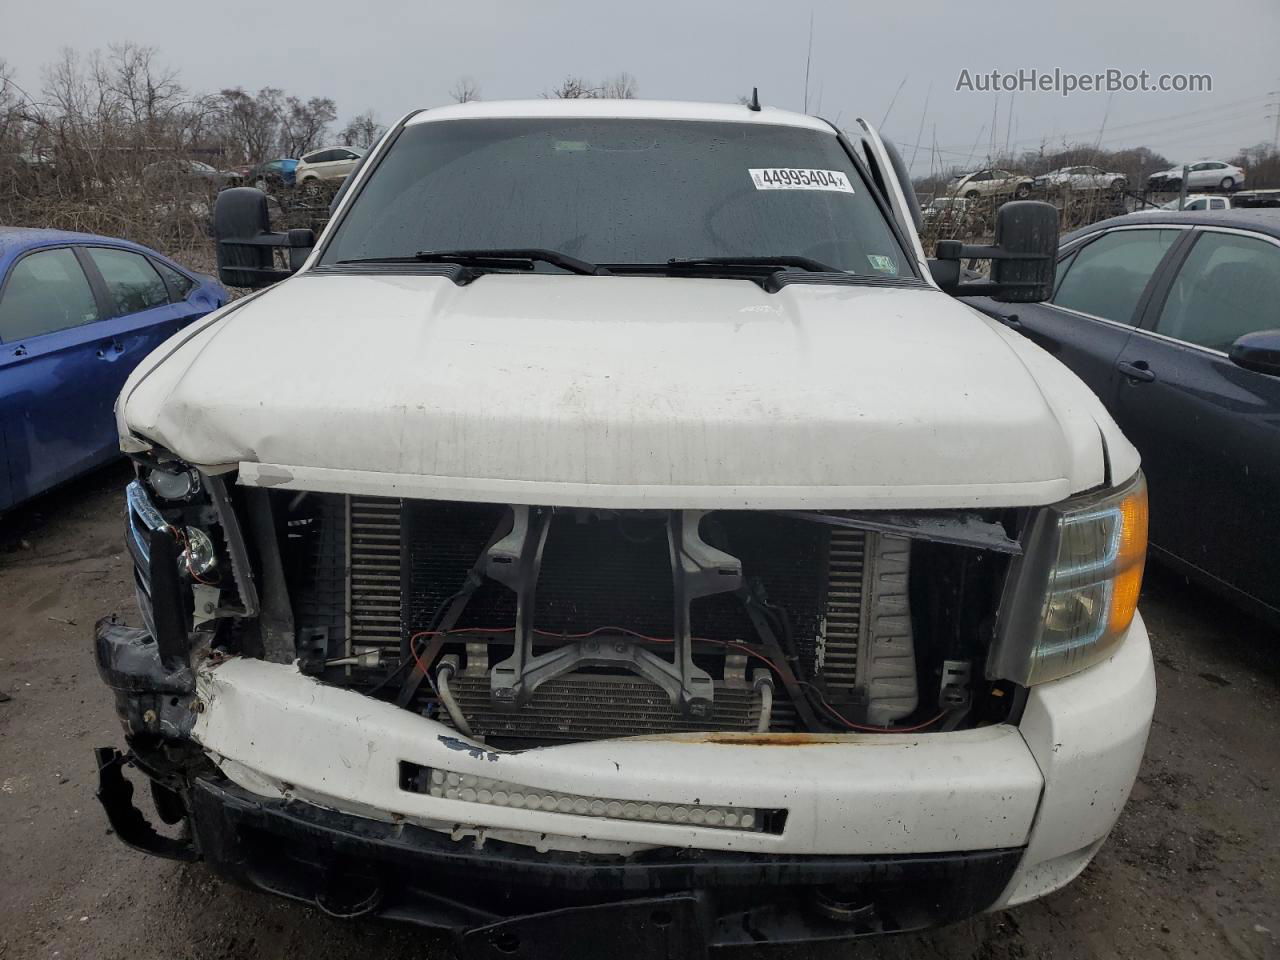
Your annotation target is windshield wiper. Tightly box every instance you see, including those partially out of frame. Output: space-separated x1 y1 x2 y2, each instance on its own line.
602 255 842 277
664 255 840 273
336 248 607 276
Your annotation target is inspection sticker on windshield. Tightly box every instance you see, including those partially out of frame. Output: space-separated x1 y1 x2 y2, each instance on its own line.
749 168 854 193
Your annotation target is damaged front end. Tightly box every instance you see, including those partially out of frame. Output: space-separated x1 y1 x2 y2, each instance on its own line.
95 461 1044 952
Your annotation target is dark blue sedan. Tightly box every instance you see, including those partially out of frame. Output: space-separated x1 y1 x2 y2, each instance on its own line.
0 228 228 511
972 209 1280 624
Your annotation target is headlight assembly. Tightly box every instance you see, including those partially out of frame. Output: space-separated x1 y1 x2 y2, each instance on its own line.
146 465 200 501
990 471 1148 686
180 526 219 580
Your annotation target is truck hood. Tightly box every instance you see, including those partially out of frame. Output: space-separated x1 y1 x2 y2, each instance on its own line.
118 271 1130 509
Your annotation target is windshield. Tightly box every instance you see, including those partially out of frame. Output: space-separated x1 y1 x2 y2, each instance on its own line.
319 117 911 278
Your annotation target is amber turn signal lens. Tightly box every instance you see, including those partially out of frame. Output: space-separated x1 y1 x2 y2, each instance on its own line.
1107 477 1148 637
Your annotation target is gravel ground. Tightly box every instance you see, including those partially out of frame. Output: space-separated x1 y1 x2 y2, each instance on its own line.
1 464 1277 960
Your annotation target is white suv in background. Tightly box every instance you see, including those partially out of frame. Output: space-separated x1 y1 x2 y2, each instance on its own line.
295 145 366 188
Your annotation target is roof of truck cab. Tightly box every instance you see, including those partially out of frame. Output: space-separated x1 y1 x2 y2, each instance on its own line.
404 98 837 133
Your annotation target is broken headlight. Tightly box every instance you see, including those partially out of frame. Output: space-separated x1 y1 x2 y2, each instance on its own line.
146 464 200 501
180 526 219 579
991 471 1148 686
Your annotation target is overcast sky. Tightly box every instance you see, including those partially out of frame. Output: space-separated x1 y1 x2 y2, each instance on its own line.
6 0 1278 174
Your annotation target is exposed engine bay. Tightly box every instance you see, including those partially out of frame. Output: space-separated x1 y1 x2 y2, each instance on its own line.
126 482 1023 747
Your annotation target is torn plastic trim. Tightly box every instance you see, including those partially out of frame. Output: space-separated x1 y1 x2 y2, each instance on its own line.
780 510 1021 554
94 747 198 861
94 617 199 739
95 617 194 695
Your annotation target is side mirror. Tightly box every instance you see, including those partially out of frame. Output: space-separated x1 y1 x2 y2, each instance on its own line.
929 200 1059 303
1229 329 1280 377
213 187 315 288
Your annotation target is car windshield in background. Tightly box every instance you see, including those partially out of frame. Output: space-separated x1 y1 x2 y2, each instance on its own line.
320 117 911 278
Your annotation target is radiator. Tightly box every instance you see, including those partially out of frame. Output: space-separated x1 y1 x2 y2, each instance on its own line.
291 496 917 741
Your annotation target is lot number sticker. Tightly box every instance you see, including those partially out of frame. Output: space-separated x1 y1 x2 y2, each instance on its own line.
749 168 854 193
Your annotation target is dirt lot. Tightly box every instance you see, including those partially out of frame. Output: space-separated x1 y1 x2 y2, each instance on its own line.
1 465 1277 960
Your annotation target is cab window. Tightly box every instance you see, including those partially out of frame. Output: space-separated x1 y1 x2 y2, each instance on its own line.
0 248 99 341
1154 232 1280 352
1053 229 1180 324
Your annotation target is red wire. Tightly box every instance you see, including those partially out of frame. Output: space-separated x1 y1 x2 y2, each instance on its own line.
800 681 948 733
407 625 943 734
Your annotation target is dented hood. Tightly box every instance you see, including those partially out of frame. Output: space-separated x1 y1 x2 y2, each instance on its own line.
118 271 1131 509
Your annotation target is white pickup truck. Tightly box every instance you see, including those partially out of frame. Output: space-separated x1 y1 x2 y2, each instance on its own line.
94 99 1154 955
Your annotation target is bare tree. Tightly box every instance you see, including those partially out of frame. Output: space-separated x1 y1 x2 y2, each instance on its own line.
0 59 28 164
279 95 336 157
449 76 481 103
217 87 282 163
105 43 183 130
339 110 385 149
600 72 638 99
545 76 599 99
544 74 638 99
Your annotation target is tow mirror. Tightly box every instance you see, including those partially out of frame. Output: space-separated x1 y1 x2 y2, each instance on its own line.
929 200 1059 303
1229 329 1280 377
213 186 315 288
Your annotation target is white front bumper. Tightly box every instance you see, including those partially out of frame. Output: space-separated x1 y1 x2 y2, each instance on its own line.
191 614 1154 897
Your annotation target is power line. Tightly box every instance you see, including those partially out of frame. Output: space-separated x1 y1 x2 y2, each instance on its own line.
891 106 1267 167
1002 93 1270 150
918 92 1272 155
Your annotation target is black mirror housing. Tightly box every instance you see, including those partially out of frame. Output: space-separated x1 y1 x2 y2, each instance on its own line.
1229 329 1280 377
929 200 1059 303
213 187 314 289
286 228 316 273
989 201 1059 302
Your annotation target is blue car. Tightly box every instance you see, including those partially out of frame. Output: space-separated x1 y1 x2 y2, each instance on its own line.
251 157 298 189
0 227 228 511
